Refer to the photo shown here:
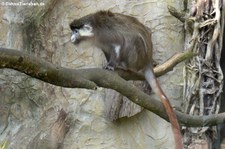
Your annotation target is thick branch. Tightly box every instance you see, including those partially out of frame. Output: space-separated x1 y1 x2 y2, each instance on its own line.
1 48 225 127
0 48 97 90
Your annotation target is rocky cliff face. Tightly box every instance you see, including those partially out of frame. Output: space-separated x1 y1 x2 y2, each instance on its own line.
0 0 184 148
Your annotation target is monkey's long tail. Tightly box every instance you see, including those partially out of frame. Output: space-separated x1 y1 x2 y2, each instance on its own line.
144 64 183 149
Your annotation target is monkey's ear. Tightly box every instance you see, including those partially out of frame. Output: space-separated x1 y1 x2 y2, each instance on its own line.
83 24 92 30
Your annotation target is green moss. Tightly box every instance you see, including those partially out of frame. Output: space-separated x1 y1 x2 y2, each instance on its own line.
0 140 8 149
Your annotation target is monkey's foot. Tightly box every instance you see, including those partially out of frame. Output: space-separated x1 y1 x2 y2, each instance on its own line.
103 65 115 71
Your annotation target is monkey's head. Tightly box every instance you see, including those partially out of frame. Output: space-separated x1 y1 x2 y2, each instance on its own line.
69 11 115 45
69 16 94 44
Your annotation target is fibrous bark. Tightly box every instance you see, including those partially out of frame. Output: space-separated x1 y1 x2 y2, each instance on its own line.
169 0 224 148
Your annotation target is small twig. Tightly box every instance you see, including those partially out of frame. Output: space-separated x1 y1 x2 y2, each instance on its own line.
154 51 197 77
167 5 186 22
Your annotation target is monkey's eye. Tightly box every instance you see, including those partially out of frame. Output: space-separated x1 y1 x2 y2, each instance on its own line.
70 25 75 30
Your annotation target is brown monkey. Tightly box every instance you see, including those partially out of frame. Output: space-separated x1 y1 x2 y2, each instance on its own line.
70 11 183 149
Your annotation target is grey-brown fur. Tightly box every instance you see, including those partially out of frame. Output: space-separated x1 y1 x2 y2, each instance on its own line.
70 11 152 71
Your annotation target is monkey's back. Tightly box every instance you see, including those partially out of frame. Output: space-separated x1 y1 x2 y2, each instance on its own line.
92 11 154 71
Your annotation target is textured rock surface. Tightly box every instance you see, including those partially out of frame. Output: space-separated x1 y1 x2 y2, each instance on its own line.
0 0 184 148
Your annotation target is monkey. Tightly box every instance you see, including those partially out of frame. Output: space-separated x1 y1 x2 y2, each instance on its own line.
69 10 183 149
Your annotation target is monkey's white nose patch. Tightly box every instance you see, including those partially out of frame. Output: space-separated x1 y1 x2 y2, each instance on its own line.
71 30 79 43
71 33 77 42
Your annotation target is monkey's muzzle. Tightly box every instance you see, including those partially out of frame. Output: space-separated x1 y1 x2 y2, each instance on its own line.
71 31 79 43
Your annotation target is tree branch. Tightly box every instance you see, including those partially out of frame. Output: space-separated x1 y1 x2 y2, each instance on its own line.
1 48 225 127
116 50 196 80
